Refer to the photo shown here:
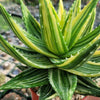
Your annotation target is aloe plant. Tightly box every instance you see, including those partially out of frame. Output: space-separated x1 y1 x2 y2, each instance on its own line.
0 0 100 100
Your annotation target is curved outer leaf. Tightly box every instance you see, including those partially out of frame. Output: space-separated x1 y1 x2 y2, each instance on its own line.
0 35 55 69
0 4 58 58
78 76 98 88
69 0 99 49
0 68 48 90
39 84 55 100
0 42 35 55
49 69 77 100
76 77 100 97
13 45 36 52
0 43 8 54
20 0 41 38
17 65 29 71
39 0 68 55
63 61 100 77
46 93 58 100
57 34 100 69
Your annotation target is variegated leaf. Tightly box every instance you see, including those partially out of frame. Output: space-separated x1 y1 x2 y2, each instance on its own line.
0 68 48 90
39 84 55 100
65 61 100 77
75 25 100 47
69 0 99 49
0 4 57 58
58 0 67 28
62 0 81 46
17 65 29 71
20 0 41 38
49 69 77 100
58 0 65 20
80 8 96 38
90 50 100 63
63 9 72 46
0 35 55 69
76 77 100 96
39 0 68 55
63 25 100 57
57 34 100 69
72 0 81 18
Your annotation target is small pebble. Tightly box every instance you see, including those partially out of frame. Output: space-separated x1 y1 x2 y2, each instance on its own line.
7 38 12 42
1 53 7 57
12 69 20 75
12 58 16 62
18 41 22 45
5 31 10 36
3 62 11 69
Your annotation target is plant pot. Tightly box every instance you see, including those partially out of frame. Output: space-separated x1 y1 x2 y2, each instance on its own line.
30 88 39 100
82 96 100 100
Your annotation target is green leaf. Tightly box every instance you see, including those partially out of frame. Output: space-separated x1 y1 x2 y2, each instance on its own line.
58 0 67 29
0 68 48 90
64 61 100 77
78 76 97 88
0 4 57 58
17 65 29 71
75 25 100 47
0 43 8 54
62 0 81 46
63 25 100 57
90 50 100 63
63 9 72 46
39 0 68 55
49 69 77 100
57 34 100 69
13 45 36 52
20 0 41 38
69 0 99 49
72 0 81 18
39 84 55 100
79 8 96 38
0 35 55 69
58 0 65 20
76 77 100 97
46 93 58 100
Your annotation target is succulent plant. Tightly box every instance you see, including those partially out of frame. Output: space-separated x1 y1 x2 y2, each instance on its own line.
0 0 100 100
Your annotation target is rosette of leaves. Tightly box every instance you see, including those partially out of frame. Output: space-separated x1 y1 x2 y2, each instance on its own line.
0 0 100 100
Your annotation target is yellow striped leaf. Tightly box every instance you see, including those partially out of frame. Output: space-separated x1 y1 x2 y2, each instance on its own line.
39 0 68 55
76 77 100 96
20 0 41 38
62 61 100 77
69 0 99 49
0 35 55 69
0 4 57 58
0 68 48 90
62 0 81 47
58 0 65 20
57 34 100 69
49 69 77 100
